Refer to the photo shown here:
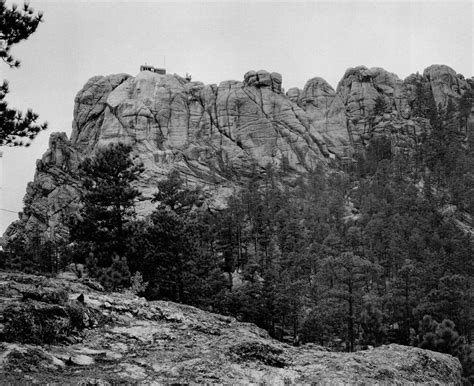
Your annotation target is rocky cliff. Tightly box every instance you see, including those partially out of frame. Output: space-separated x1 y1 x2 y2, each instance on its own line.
0 270 463 384
291 64 472 156
2 65 472 245
72 70 330 190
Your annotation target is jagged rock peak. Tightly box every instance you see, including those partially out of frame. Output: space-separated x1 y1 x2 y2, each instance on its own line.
336 66 403 93
39 132 79 172
422 64 471 106
423 64 458 79
303 77 336 96
243 70 283 93
71 73 132 151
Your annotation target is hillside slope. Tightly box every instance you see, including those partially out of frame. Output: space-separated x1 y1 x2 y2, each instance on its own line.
0 271 462 384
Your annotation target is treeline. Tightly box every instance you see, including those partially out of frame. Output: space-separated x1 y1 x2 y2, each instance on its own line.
1 89 473 382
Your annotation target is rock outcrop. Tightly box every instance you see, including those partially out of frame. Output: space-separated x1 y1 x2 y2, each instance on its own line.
288 77 349 156
2 65 472 245
292 65 472 156
2 133 82 248
72 69 329 180
67 68 334 216
423 64 471 107
0 271 463 384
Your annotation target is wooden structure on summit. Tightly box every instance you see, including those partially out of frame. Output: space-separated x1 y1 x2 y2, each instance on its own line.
140 65 166 75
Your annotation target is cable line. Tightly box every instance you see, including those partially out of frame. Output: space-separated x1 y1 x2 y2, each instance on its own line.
0 208 18 214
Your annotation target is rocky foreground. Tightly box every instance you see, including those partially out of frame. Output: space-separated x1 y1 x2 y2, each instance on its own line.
0 271 462 384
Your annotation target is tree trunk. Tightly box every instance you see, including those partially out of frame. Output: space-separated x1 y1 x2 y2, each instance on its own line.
237 224 242 266
404 275 410 344
293 310 298 343
348 281 354 352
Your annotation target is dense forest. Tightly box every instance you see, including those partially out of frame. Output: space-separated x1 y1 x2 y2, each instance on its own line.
1 86 474 382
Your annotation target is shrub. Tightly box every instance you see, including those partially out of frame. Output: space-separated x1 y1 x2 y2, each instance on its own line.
21 287 69 305
130 271 149 295
2 286 93 344
416 315 473 383
3 303 70 344
99 255 131 291
229 342 287 368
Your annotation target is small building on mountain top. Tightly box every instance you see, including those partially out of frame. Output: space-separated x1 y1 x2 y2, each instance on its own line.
140 65 166 75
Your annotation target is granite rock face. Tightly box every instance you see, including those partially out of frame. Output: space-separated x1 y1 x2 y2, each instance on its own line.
290 77 348 155
335 66 409 148
2 133 82 248
423 64 471 107
72 69 328 179
67 69 332 216
0 271 463 384
293 65 472 156
64 64 474 182
2 65 472 246
2 69 330 245
71 73 132 150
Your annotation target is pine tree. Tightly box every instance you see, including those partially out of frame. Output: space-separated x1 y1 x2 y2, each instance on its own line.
416 274 473 339
415 315 474 382
142 170 226 305
153 169 200 216
143 204 191 301
373 95 387 116
69 143 143 284
411 78 424 117
385 259 422 344
320 232 381 352
260 237 281 335
2 222 62 274
360 301 386 347
0 1 47 146
459 88 473 132
100 254 132 291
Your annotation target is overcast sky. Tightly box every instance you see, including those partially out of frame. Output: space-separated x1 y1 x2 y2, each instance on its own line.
1 0 472 233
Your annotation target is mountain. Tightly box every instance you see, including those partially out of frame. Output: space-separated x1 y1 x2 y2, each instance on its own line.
2 64 472 246
0 270 462 384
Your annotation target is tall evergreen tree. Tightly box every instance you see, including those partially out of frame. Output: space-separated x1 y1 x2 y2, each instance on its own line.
459 88 473 132
373 95 387 116
69 144 143 286
0 1 47 146
141 170 228 305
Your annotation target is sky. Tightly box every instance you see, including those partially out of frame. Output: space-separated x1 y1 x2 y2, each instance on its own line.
0 0 473 233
